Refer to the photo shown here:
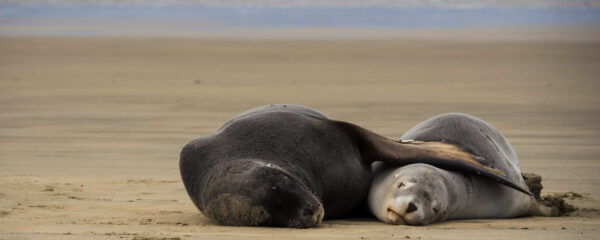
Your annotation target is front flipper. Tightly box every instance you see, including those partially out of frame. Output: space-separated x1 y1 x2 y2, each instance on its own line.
333 120 532 196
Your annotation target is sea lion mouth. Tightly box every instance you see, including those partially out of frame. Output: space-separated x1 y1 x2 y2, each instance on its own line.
287 202 324 228
386 206 407 225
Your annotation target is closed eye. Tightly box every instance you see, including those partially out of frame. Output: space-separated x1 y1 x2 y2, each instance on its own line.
433 208 439 213
398 182 405 188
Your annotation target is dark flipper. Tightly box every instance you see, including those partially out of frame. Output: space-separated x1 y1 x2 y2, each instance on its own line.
333 120 532 196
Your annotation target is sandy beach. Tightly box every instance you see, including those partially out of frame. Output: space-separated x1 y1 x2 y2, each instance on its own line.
0 36 599 239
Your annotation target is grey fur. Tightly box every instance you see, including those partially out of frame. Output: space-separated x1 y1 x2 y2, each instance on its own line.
369 113 556 225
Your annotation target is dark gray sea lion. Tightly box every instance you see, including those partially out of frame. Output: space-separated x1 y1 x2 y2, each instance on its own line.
180 105 531 228
369 113 557 225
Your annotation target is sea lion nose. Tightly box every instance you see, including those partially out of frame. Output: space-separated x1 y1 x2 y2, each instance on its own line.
304 204 324 226
406 202 418 214
303 208 314 216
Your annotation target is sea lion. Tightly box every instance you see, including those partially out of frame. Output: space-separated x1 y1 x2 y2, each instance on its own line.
180 105 530 228
368 113 557 225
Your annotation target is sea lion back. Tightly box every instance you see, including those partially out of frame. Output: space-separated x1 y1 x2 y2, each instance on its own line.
401 113 522 182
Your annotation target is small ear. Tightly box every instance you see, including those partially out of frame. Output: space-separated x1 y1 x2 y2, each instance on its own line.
332 120 532 196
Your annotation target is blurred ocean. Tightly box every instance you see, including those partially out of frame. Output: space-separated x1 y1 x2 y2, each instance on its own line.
1 0 599 37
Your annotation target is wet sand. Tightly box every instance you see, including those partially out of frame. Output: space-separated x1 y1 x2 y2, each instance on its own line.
0 36 599 239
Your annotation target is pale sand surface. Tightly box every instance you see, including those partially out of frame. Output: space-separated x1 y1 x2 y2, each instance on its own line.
0 36 599 239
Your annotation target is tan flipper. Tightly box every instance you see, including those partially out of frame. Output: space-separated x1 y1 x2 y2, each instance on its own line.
333 120 532 196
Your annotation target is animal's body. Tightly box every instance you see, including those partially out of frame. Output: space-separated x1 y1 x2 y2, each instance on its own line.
180 105 531 228
368 113 557 225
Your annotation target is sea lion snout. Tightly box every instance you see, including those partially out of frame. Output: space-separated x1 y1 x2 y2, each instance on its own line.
387 196 427 225
200 159 323 228
301 203 325 227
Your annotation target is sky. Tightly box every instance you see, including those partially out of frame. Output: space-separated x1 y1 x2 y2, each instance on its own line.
1 0 599 37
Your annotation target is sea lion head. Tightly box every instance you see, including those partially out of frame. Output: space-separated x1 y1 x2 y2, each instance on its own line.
370 163 449 225
199 159 324 228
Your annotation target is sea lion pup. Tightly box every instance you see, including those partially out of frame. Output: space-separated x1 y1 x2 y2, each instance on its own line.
368 113 557 225
180 105 530 228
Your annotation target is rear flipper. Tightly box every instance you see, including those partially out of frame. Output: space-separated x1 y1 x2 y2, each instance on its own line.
540 194 577 216
532 200 560 217
522 172 543 201
522 172 575 216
